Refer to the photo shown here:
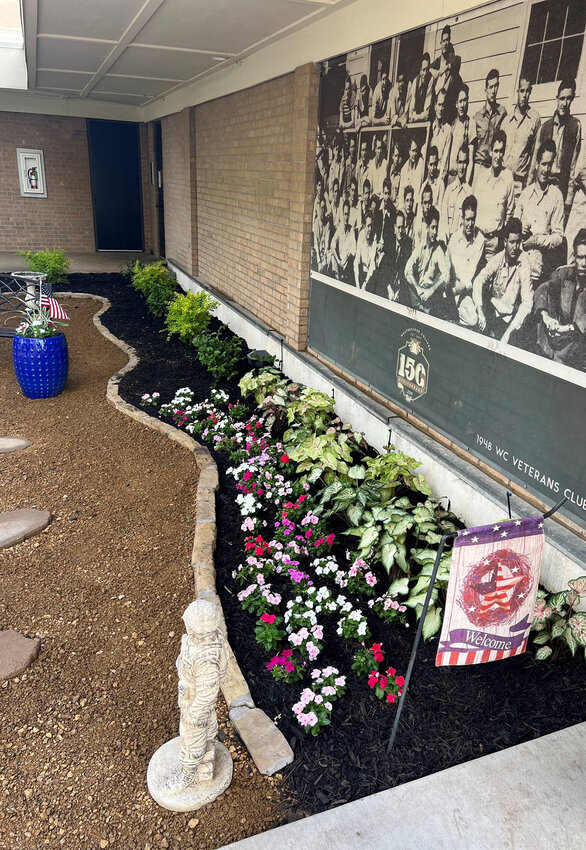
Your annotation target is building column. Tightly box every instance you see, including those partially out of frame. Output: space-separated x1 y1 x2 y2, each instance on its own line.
285 62 319 351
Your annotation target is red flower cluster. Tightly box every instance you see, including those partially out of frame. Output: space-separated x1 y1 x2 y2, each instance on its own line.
366 644 404 704
244 535 271 557
260 613 276 625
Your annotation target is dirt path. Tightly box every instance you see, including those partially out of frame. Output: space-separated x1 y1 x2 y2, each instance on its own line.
0 298 282 849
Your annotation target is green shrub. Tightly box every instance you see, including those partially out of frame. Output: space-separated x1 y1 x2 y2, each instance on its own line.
130 261 177 317
122 257 144 279
165 291 218 343
193 330 244 381
18 249 70 286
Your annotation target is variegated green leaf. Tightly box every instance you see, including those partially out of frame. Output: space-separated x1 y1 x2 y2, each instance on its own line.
564 626 577 656
532 630 550 645
548 592 567 613
381 542 397 572
551 618 567 640
422 605 442 640
348 464 366 480
360 526 379 550
535 645 553 661
569 612 586 647
346 504 364 527
565 591 580 609
568 576 586 596
389 576 409 596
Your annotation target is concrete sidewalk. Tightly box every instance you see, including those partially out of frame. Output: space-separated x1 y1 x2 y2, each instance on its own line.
223 722 585 849
0 251 157 274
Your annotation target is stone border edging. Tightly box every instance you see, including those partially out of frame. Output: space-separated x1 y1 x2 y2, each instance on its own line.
57 292 292 775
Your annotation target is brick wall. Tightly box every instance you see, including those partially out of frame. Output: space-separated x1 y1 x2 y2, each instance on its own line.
161 107 197 274
0 112 95 252
193 64 319 349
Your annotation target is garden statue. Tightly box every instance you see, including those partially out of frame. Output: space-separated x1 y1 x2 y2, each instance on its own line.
147 599 233 812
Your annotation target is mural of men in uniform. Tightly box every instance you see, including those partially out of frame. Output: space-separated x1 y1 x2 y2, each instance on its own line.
531 78 582 219
447 194 486 328
473 217 532 345
474 68 507 170
475 129 515 257
502 76 541 199
405 205 456 319
534 229 586 369
516 139 565 286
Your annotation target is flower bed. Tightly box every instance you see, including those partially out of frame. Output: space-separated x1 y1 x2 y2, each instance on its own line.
64 272 586 818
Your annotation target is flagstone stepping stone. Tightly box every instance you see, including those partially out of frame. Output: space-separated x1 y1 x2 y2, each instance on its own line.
0 437 32 454
229 706 294 775
0 508 51 549
0 630 40 679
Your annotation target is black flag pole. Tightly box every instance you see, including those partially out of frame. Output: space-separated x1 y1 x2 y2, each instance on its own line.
386 496 569 755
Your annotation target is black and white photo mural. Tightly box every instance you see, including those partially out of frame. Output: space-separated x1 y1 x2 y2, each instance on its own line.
308 0 586 528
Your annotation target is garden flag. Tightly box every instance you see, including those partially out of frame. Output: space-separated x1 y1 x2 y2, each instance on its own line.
40 295 69 321
436 517 544 666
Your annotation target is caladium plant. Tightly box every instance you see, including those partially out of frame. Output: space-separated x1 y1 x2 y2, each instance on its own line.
531 576 586 660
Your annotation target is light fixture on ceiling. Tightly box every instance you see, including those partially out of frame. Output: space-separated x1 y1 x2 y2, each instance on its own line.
212 56 227 62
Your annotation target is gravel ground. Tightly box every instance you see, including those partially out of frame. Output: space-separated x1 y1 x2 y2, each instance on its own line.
0 298 284 850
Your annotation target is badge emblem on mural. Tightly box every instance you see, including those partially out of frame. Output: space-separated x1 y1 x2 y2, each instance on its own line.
396 329 429 402
436 517 544 667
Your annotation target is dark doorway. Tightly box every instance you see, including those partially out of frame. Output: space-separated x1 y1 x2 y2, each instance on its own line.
87 119 143 251
154 121 165 257
396 26 426 84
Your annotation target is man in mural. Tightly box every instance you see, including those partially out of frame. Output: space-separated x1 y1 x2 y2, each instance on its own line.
440 144 473 242
472 217 533 346
357 136 371 197
473 68 507 171
401 184 416 242
388 73 408 127
516 139 564 286
399 137 424 206
328 138 345 198
502 76 541 200
430 24 462 121
447 194 486 328
347 177 361 235
447 83 474 186
565 143 586 264
389 141 402 204
414 183 434 248
311 195 332 275
330 177 344 231
474 129 515 257
530 78 582 220
368 134 388 199
342 135 357 198
359 177 373 229
407 52 434 123
330 199 357 285
404 205 456 319
533 228 586 370
354 74 372 129
424 145 445 213
430 89 451 185
371 70 392 126
379 177 397 243
354 212 378 288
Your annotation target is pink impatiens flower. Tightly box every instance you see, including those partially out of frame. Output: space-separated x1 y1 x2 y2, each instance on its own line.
260 613 276 625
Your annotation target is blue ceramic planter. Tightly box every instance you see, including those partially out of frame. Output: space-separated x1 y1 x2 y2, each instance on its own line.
12 333 69 399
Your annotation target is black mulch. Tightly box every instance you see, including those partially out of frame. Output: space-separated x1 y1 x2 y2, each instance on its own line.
64 273 586 818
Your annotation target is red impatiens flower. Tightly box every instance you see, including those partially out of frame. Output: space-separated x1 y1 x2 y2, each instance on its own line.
280 454 290 463
395 675 405 687
260 613 276 625
378 675 388 691
368 672 378 689
386 693 396 704
386 666 396 677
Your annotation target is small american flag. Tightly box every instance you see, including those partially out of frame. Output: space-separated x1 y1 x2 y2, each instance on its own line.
40 295 69 321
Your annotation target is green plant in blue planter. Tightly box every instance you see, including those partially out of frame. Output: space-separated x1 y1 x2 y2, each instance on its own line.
11 295 69 399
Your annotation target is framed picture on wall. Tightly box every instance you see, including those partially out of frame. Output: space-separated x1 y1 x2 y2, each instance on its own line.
16 148 47 198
